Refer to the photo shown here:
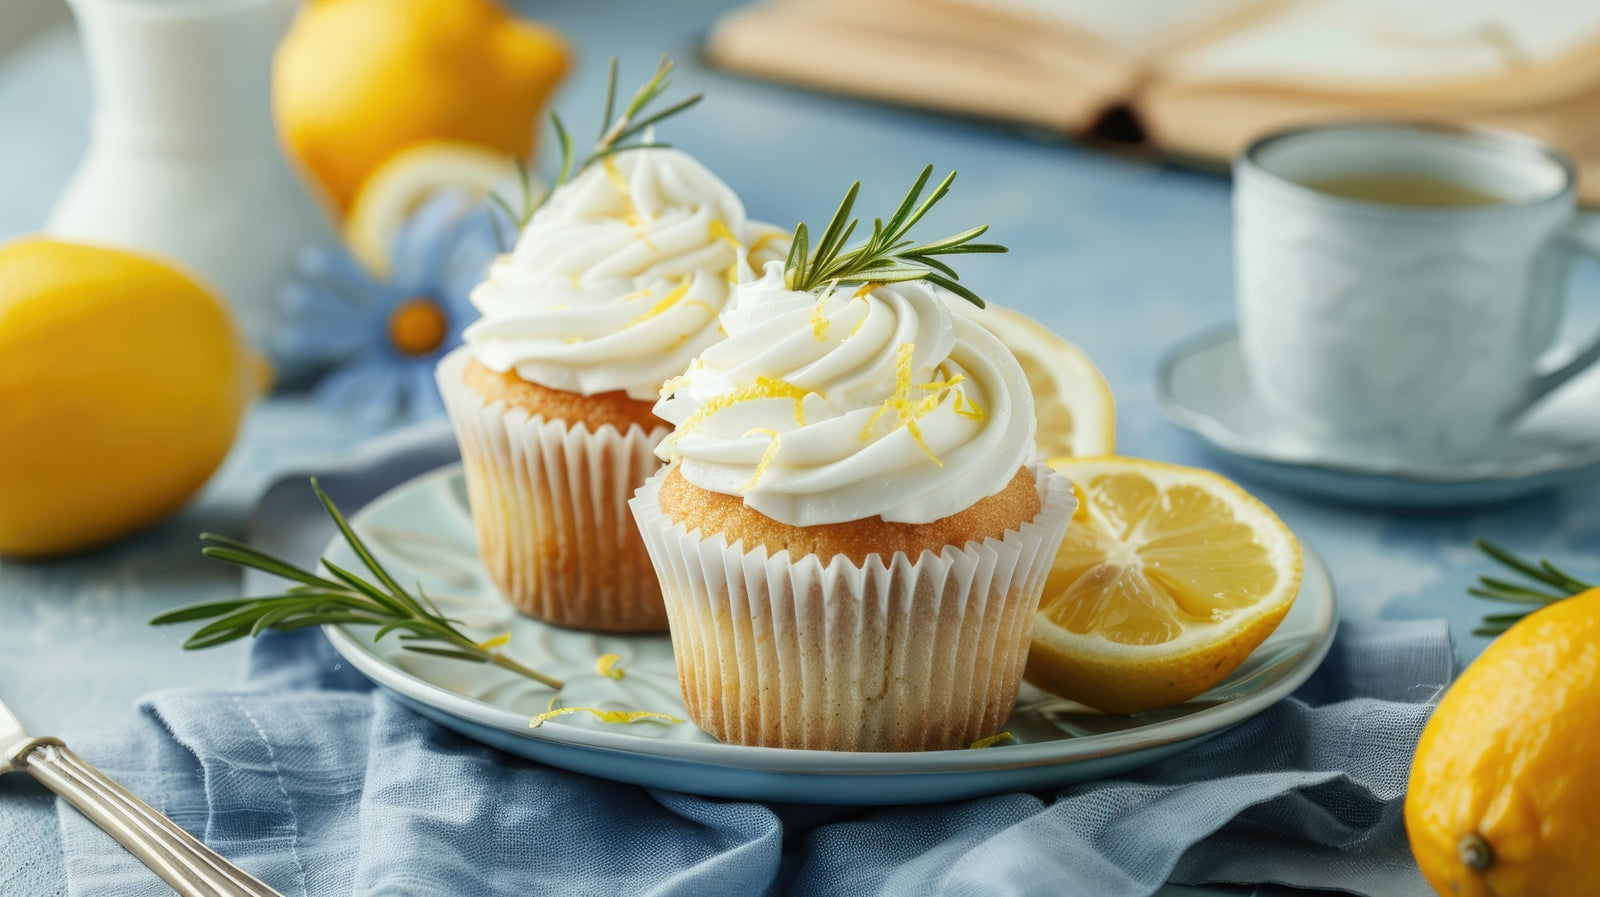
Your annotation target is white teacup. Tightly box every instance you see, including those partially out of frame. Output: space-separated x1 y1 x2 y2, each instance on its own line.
1234 123 1600 464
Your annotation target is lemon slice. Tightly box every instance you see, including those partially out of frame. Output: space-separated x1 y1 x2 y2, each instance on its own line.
345 141 530 277
1028 457 1302 714
954 303 1115 456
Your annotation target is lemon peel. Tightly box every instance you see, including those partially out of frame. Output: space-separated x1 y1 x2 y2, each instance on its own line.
603 156 642 228
628 277 710 328
659 374 692 399
969 731 1015 749
741 428 782 493
858 342 958 467
667 375 813 457
809 293 831 341
707 219 740 247
475 633 512 651
530 701 684 729
596 653 625 679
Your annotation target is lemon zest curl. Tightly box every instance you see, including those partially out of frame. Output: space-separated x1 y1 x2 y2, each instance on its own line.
969 731 1015 749
530 702 684 729
596 653 625 679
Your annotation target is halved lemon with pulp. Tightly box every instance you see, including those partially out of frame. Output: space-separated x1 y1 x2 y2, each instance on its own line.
344 141 530 277
953 303 1115 456
1029 457 1301 714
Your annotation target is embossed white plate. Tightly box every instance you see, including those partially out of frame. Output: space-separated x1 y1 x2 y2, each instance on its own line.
1157 326 1600 508
322 465 1337 805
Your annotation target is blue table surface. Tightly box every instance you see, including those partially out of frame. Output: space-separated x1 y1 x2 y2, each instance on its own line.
2 1 1597 894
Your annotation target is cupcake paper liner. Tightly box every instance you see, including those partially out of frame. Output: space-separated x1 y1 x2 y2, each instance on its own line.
630 463 1075 751
438 348 670 632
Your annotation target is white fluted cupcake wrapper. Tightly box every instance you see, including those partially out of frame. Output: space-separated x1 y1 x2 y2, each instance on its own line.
437 348 670 632
630 464 1075 751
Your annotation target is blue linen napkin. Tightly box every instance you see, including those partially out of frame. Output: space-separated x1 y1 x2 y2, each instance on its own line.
58 424 1452 897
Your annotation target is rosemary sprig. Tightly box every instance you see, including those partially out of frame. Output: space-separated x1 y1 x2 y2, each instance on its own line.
1468 540 1595 636
784 165 1007 307
490 54 703 229
150 479 563 690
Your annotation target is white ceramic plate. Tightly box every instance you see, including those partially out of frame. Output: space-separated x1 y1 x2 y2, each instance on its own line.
323 465 1337 805
1157 326 1600 508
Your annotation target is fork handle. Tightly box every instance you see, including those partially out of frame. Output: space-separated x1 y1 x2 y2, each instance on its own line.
12 737 283 897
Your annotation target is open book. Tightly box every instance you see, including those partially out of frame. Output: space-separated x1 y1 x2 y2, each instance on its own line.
706 0 1600 201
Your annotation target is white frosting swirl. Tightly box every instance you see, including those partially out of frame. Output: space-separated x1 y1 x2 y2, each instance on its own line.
654 263 1036 526
464 147 788 400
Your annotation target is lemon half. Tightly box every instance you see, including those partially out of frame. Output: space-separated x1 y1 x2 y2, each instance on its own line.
1028 457 1302 714
955 303 1115 457
344 141 530 277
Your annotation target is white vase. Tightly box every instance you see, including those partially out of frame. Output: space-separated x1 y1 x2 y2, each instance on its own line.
47 0 335 362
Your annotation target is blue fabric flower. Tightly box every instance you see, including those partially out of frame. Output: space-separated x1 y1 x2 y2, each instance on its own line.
276 190 510 423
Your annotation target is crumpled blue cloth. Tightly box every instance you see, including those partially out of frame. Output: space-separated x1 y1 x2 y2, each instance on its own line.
59 425 1452 896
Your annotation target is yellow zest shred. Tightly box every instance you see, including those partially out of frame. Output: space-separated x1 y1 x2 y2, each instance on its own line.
852 282 882 300
677 376 811 435
659 374 692 399
475 633 512 651
810 293 831 341
750 230 788 254
741 428 782 493
603 157 642 228
708 219 740 246
954 392 985 421
969 731 1015 749
859 343 942 466
596 653 625 679
530 703 683 729
563 336 585 345
628 277 713 328
916 372 966 392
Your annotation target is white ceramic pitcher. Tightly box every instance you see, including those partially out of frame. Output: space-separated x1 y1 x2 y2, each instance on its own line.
47 0 335 359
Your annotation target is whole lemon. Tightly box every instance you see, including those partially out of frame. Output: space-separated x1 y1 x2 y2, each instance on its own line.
0 238 268 557
1406 587 1600 897
274 0 569 215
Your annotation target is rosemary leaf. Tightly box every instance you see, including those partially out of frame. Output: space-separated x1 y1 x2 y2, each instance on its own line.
1477 539 1575 591
496 55 702 226
405 646 491 664
786 165 1006 306
1469 541 1596 638
150 598 270 626
1466 586 1559 605
152 481 564 691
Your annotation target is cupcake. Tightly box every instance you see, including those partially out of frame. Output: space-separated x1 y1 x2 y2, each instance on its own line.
438 76 786 631
630 171 1075 750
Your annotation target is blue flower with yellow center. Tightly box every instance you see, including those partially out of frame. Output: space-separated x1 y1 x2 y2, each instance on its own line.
276 190 509 423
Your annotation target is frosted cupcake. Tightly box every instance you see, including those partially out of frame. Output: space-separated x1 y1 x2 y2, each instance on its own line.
438 63 786 632
630 169 1075 751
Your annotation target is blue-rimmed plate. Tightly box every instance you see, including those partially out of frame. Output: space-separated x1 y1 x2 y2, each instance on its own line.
322 465 1337 805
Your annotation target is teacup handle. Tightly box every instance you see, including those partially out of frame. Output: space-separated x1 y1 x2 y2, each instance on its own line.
1521 213 1600 411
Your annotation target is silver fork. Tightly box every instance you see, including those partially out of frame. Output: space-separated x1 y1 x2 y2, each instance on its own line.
1 696 283 897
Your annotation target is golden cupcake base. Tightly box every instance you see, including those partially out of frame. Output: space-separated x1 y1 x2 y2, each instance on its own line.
438 348 670 633
630 463 1075 751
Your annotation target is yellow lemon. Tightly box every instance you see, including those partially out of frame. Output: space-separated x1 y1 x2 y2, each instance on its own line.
344 141 527 277
0 238 268 557
1027 457 1301 714
1406 588 1600 897
956 303 1115 456
274 0 568 215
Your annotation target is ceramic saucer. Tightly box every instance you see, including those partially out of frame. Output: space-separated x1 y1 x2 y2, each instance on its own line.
1156 326 1600 508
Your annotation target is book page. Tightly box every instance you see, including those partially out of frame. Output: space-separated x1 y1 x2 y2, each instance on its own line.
949 0 1269 54
1165 0 1600 90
